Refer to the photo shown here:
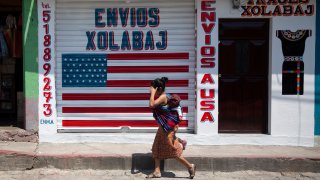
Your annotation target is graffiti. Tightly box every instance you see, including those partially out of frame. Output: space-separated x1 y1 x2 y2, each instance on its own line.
276 29 312 95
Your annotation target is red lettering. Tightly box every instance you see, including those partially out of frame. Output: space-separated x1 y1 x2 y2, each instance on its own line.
201 74 214 84
251 6 262 16
43 92 52 103
305 5 314 16
199 1 216 125
201 12 216 22
201 46 215 56
283 5 294 16
200 100 215 110
294 4 305 16
202 23 215 34
201 89 215 99
241 6 253 16
261 5 272 16
272 5 283 16
43 104 52 117
201 58 215 68
43 78 51 91
201 112 214 122
205 35 211 44
201 0 216 11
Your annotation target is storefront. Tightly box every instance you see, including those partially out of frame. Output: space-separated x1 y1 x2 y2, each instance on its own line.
34 0 317 146
0 0 24 127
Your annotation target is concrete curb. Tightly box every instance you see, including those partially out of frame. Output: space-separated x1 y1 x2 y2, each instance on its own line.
0 151 320 172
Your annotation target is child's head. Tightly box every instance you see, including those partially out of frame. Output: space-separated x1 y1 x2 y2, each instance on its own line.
168 94 181 108
151 77 168 94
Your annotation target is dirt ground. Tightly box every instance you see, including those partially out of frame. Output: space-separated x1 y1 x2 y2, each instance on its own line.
0 127 38 143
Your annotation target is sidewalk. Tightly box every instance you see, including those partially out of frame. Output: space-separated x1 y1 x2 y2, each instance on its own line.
0 142 319 172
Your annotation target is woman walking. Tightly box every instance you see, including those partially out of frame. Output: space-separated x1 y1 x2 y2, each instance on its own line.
147 77 196 179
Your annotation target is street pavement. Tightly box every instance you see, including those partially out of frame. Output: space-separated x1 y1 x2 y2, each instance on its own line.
0 168 320 180
0 142 319 173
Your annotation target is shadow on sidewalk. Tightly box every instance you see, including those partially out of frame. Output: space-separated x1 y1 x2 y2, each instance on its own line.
131 153 187 178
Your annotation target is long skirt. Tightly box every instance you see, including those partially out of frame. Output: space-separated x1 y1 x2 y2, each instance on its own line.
151 127 183 160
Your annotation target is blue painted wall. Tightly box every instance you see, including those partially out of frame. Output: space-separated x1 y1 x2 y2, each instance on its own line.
315 1 320 135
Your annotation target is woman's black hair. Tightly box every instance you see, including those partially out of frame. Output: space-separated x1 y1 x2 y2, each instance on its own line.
151 77 168 92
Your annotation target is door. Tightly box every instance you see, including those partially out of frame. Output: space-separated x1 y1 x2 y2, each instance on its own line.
218 19 269 133
0 3 23 127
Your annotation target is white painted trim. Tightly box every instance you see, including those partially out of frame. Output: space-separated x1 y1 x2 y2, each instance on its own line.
38 0 58 138
40 133 314 147
195 0 218 135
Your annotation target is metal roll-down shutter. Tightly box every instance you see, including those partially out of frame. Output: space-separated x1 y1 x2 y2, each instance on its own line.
55 0 196 132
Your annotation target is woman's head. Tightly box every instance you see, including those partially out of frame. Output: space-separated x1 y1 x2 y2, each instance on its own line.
151 77 168 94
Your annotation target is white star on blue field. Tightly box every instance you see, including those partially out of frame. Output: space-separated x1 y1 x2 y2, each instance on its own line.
62 54 107 87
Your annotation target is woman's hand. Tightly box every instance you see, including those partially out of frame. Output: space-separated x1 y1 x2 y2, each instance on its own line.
167 131 178 150
149 86 166 108
150 86 157 95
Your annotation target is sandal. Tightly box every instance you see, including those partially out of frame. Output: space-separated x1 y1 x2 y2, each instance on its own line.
146 172 161 178
188 164 196 179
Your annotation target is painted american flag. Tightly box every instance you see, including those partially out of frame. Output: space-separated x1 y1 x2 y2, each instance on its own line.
60 53 191 129
62 54 108 87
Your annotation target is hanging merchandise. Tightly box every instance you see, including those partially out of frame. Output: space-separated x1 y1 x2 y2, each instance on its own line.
3 14 21 58
0 29 9 58
6 14 16 29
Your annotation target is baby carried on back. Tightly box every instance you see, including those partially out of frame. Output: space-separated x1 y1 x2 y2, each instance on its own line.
152 93 187 150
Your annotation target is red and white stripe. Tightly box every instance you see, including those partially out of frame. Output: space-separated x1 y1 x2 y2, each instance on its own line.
55 0 196 131
57 52 195 130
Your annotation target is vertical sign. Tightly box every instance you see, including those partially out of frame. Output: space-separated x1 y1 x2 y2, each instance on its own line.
38 0 57 136
196 0 218 135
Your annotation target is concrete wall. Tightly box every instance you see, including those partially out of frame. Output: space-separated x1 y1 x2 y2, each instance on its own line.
316 1 320 136
23 0 38 130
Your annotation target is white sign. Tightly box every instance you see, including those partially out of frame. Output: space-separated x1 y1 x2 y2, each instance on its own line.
38 0 57 136
196 0 218 135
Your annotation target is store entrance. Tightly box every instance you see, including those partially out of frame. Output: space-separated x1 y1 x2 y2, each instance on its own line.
218 19 269 133
0 1 23 127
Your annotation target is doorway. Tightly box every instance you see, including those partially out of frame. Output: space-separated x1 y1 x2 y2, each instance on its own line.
218 19 269 133
0 0 23 127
